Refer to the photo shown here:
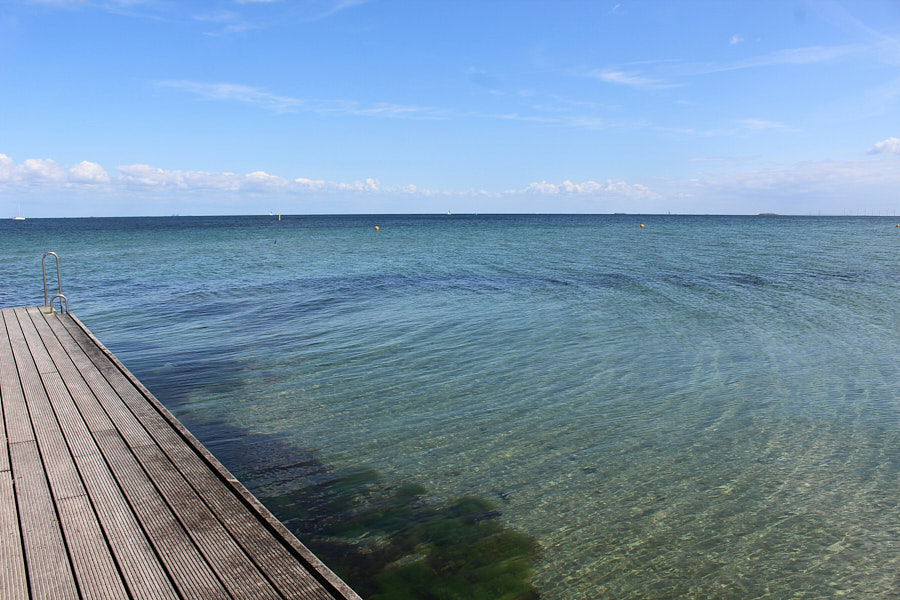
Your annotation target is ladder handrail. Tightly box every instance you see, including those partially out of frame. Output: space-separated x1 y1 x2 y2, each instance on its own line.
42 251 66 313
50 294 69 314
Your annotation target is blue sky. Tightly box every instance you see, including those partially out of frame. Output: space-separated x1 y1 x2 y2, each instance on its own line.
2 0 900 216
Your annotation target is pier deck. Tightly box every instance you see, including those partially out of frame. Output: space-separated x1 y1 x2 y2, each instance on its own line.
1 306 362 600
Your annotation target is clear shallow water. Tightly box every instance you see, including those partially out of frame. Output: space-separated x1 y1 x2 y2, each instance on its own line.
2 214 898 598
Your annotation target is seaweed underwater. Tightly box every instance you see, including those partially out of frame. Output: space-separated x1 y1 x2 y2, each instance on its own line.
196 421 541 600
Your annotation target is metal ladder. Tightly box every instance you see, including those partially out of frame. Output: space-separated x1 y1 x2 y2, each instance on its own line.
42 251 68 314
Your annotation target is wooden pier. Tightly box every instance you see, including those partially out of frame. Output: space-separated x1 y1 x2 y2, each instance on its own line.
1 306 362 600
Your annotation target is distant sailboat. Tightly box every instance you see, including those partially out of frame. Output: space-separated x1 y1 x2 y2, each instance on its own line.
12 203 25 220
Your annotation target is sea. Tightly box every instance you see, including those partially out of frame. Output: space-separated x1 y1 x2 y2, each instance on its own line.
1 214 898 599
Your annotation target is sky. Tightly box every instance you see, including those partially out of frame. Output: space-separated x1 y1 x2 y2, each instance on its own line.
2 0 900 217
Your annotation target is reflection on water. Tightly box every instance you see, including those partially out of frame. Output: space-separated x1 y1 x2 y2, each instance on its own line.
199 422 541 600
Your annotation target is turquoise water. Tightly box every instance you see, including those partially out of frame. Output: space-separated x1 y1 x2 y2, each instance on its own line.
2 214 898 598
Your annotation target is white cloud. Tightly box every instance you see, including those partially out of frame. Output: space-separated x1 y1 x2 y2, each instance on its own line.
337 177 380 192
115 164 296 192
867 136 900 155
584 69 681 90
335 102 446 119
0 154 113 187
294 177 328 190
68 161 110 184
514 179 662 201
658 158 900 213
109 165 420 197
155 80 303 113
4 152 900 216
730 34 743 45
242 170 290 191
117 164 185 187
22 158 67 183
0 154 14 181
521 181 559 195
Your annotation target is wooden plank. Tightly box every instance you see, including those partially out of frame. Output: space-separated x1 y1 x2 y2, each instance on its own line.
57 494 129 600
4 307 367 599
46 316 154 448
62 313 360 600
6 311 48 445
42 313 283 599
1 310 34 445
9 439 79 599
0 470 28 600
78 453 179 600
2 309 79 599
11 309 129 599
0 413 7 475
0 312 14 475
0 310 30 600
93 428 232 599
133 421 340 600
10 330 85 499
128 437 275 597
60 313 360 600
132 445 282 599
14 306 56 375
41 369 104 459
23 310 182 600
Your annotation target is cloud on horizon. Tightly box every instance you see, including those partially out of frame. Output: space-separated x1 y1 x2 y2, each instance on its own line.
69 160 111 184
0 154 423 198
513 179 663 202
4 152 900 216
1 154 112 187
0 153 668 213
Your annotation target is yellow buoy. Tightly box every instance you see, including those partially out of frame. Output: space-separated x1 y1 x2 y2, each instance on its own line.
640 223 645 228
374 225 380 230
